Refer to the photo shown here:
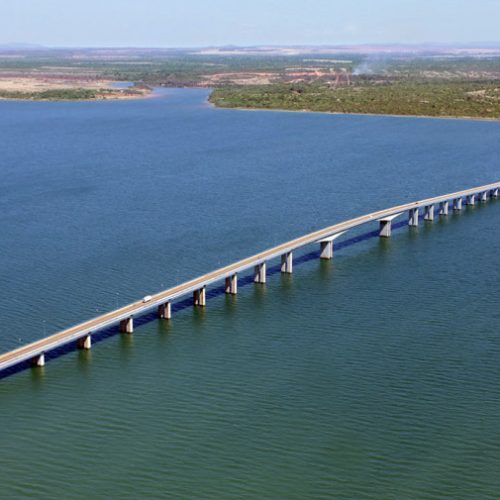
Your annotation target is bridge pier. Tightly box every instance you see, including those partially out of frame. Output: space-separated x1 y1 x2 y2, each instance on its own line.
480 191 488 202
281 252 293 274
466 194 476 206
120 317 134 334
408 208 419 227
225 274 238 294
158 302 171 320
193 287 206 307
318 232 346 259
379 220 391 237
254 263 266 284
453 197 463 211
492 188 499 198
320 241 333 259
77 334 92 350
439 200 449 216
378 213 402 238
31 353 45 367
424 205 435 221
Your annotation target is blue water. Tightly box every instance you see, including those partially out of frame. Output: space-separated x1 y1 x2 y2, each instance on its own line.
0 89 499 498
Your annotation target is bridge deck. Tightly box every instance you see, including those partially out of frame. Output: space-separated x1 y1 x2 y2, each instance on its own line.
1 182 499 373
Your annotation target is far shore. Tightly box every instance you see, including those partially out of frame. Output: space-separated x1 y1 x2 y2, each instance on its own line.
0 92 153 102
208 100 500 123
0 76 153 101
2 77 499 122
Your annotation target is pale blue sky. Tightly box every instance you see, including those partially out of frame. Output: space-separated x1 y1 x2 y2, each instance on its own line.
3 0 500 47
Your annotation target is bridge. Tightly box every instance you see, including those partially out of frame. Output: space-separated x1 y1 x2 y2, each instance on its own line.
1 182 499 376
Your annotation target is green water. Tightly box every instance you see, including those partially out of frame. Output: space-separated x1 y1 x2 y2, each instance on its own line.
2 207 500 498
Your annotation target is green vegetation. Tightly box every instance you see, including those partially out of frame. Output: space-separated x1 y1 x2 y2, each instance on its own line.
2 48 500 116
0 88 100 100
210 82 500 119
0 87 147 101
0 49 358 86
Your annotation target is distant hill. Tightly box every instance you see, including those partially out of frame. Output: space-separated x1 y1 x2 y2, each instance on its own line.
0 43 46 50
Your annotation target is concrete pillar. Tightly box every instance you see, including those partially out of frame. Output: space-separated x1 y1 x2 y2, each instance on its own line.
491 188 499 198
254 262 266 284
453 198 463 211
120 316 134 334
320 240 333 259
466 194 476 206
480 191 488 202
225 274 238 294
379 220 391 237
424 205 434 221
193 286 206 307
439 200 449 216
158 302 171 319
31 353 45 367
77 333 92 350
408 208 419 227
280 252 293 274
377 214 401 238
318 232 346 259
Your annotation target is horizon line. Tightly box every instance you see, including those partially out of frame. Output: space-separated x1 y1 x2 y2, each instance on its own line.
2 42 500 50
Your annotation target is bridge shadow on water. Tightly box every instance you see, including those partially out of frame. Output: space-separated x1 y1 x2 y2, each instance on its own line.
0 211 476 380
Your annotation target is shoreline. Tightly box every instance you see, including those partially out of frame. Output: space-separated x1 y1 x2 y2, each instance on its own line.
0 78 155 102
208 101 500 123
0 90 154 102
2 82 499 122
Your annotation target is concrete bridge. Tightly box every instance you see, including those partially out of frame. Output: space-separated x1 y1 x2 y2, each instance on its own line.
1 182 499 375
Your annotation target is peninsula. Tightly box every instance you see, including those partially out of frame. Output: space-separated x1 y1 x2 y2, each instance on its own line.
0 76 151 100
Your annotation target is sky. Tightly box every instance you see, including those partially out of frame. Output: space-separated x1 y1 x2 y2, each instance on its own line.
2 0 500 48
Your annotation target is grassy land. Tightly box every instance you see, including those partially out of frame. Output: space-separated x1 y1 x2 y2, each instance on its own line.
0 87 148 101
0 88 100 100
209 82 500 119
2 49 500 114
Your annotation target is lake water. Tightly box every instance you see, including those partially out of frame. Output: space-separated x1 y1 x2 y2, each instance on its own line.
0 88 499 498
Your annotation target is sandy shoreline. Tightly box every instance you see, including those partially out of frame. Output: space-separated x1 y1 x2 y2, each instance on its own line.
0 76 152 101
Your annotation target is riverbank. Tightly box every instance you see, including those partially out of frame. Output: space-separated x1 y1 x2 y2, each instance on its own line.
0 77 152 101
209 82 500 121
209 99 500 122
